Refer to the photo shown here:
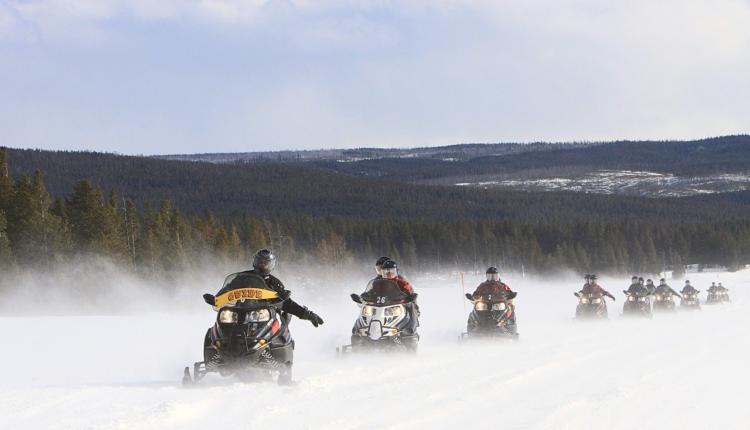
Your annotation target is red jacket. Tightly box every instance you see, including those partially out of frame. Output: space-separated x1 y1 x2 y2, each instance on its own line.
472 281 512 298
581 283 614 299
392 275 414 295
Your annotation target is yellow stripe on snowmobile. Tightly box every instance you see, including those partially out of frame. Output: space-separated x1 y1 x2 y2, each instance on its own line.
213 288 279 307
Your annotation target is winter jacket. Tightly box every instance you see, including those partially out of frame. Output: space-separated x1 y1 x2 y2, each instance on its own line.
231 270 309 319
681 285 698 295
654 284 681 298
626 283 649 296
581 283 615 299
473 280 512 299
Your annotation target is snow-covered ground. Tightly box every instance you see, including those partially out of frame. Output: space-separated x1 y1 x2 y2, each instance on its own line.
456 170 750 197
1 270 748 429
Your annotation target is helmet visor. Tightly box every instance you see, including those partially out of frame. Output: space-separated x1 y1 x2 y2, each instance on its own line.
382 267 398 279
486 273 499 282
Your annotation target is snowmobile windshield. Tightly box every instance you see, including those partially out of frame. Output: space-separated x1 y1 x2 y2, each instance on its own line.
212 272 284 310
474 291 516 304
360 279 410 305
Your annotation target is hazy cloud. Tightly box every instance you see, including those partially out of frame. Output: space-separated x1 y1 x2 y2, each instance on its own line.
1 0 749 154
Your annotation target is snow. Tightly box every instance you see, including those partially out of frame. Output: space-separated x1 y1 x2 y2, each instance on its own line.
1 270 748 429
454 170 750 197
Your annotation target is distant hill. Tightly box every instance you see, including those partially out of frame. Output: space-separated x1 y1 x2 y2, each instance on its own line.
4 147 750 224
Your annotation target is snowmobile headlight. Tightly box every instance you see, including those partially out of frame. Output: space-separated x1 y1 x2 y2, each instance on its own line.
580 297 589 304
628 296 636 302
591 298 602 304
475 302 489 311
385 305 403 317
492 302 507 311
362 305 376 317
638 297 647 302
655 294 663 301
247 309 271 322
219 309 239 323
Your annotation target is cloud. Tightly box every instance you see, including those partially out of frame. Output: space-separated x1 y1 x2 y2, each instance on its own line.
0 0 749 153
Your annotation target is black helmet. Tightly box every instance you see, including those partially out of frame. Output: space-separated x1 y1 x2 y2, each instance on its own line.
486 267 500 282
381 260 398 279
646 279 653 284
631 276 638 281
589 274 598 280
685 280 691 285
375 256 390 276
584 274 591 280
252 249 276 275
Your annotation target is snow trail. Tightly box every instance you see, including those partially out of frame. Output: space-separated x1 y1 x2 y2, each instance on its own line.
1 270 748 429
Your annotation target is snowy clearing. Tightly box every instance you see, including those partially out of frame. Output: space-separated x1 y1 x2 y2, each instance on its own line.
1 270 748 429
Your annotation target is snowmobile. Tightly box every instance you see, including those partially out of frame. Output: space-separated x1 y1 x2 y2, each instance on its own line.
338 278 419 355
574 291 608 320
182 272 295 386
652 292 677 312
706 289 730 304
622 290 652 317
460 291 519 340
680 291 701 310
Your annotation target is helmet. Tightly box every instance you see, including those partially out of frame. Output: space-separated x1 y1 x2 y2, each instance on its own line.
252 249 277 275
646 279 653 284
631 276 638 282
659 278 666 284
718 282 723 287
486 267 500 282
685 280 691 285
381 260 398 279
589 274 598 281
711 282 716 286
375 256 390 275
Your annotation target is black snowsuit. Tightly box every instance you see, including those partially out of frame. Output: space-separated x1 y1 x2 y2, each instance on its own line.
655 284 681 298
626 283 649 296
228 270 311 320
681 285 698 295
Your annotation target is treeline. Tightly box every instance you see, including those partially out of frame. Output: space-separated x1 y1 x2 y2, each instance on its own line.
1 148 749 278
310 135 750 181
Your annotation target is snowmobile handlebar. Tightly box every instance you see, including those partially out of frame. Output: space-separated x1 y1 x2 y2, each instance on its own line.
466 291 517 302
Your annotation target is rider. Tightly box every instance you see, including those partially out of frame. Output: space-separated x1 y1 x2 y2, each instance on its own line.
579 274 615 300
718 282 728 291
380 259 415 295
471 266 517 331
654 278 681 299
708 282 719 293
645 279 656 295
626 276 649 295
680 280 698 295
364 256 391 291
229 249 324 327
472 267 513 299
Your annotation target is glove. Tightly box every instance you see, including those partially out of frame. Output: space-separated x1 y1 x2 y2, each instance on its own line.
304 309 324 327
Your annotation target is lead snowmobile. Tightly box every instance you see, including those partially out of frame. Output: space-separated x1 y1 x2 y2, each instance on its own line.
460 291 519 340
182 272 295 385
338 278 419 354
622 290 652 317
680 291 701 310
574 291 608 319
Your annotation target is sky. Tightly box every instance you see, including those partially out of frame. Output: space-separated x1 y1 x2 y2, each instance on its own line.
1 0 749 155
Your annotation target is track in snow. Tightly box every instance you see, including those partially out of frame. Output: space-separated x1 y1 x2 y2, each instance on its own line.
1 270 748 429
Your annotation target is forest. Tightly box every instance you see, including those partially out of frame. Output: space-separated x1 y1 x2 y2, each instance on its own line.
1 146 749 282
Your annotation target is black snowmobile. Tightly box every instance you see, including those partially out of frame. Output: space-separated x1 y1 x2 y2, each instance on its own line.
622 290 652 317
183 272 295 385
680 291 701 310
574 292 608 320
652 291 677 313
460 291 519 340
338 278 419 354
706 289 730 304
